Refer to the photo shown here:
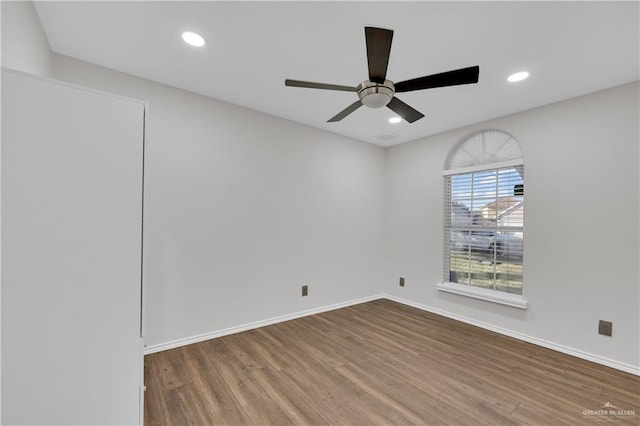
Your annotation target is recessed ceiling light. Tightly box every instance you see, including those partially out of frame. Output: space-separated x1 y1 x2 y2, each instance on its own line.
182 31 205 47
388 117 402 124
507 71 529 83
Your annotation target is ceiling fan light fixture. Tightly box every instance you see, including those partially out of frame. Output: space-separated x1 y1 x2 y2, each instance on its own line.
358 80 395 108
362 92 392 108
507 71 529 82
182 31 205 47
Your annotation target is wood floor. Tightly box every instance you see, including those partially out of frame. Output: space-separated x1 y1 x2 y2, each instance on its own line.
144 299 639 425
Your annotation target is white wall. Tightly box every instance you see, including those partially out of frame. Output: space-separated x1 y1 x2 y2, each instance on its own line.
2 69 144 425
386 82 639 371
0 3 53 421
1 0 51 76
52 54 387 348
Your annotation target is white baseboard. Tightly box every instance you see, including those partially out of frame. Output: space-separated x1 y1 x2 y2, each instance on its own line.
144 292 639 376
144 294 385 355
383 294 640 376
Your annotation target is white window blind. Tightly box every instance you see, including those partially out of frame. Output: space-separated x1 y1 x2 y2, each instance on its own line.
444 164 524 295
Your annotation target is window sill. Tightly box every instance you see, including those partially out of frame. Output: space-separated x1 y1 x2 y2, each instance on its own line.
437 282 528 309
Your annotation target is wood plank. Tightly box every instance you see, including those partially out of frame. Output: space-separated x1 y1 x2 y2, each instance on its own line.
249 367 329 424
145 299 640 425
143 356 171 425
151 348 192 391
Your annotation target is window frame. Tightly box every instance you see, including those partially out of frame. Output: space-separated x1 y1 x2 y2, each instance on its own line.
440 131 527 309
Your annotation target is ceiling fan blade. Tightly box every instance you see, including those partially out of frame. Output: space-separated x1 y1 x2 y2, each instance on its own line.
285 79 357 92
365 27 393 84
327 101 363 122
386 97 425 123
395 66 480 93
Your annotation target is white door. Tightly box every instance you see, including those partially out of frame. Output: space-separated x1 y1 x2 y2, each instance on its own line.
1 69 144 425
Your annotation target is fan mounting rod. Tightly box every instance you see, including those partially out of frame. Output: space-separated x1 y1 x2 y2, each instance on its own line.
357 80 395 108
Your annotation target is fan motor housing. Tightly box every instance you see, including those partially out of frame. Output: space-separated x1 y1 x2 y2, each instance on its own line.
358 80 395 108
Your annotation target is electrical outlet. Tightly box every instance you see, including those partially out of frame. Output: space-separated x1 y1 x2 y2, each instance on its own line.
598 320 612 336
302 285 308 297
399 277 405 287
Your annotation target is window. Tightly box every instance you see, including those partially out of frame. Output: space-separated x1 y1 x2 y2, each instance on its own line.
441 130 526 307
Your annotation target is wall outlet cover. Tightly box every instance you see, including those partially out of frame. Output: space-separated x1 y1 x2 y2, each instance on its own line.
598 320 612 336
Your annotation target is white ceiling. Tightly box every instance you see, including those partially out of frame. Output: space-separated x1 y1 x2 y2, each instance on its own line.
35 1 639 147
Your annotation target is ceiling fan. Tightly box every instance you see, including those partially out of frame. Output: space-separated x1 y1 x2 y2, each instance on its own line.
285 26 480 124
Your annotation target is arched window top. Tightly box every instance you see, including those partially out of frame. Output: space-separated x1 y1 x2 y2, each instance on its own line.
445 129 523 172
